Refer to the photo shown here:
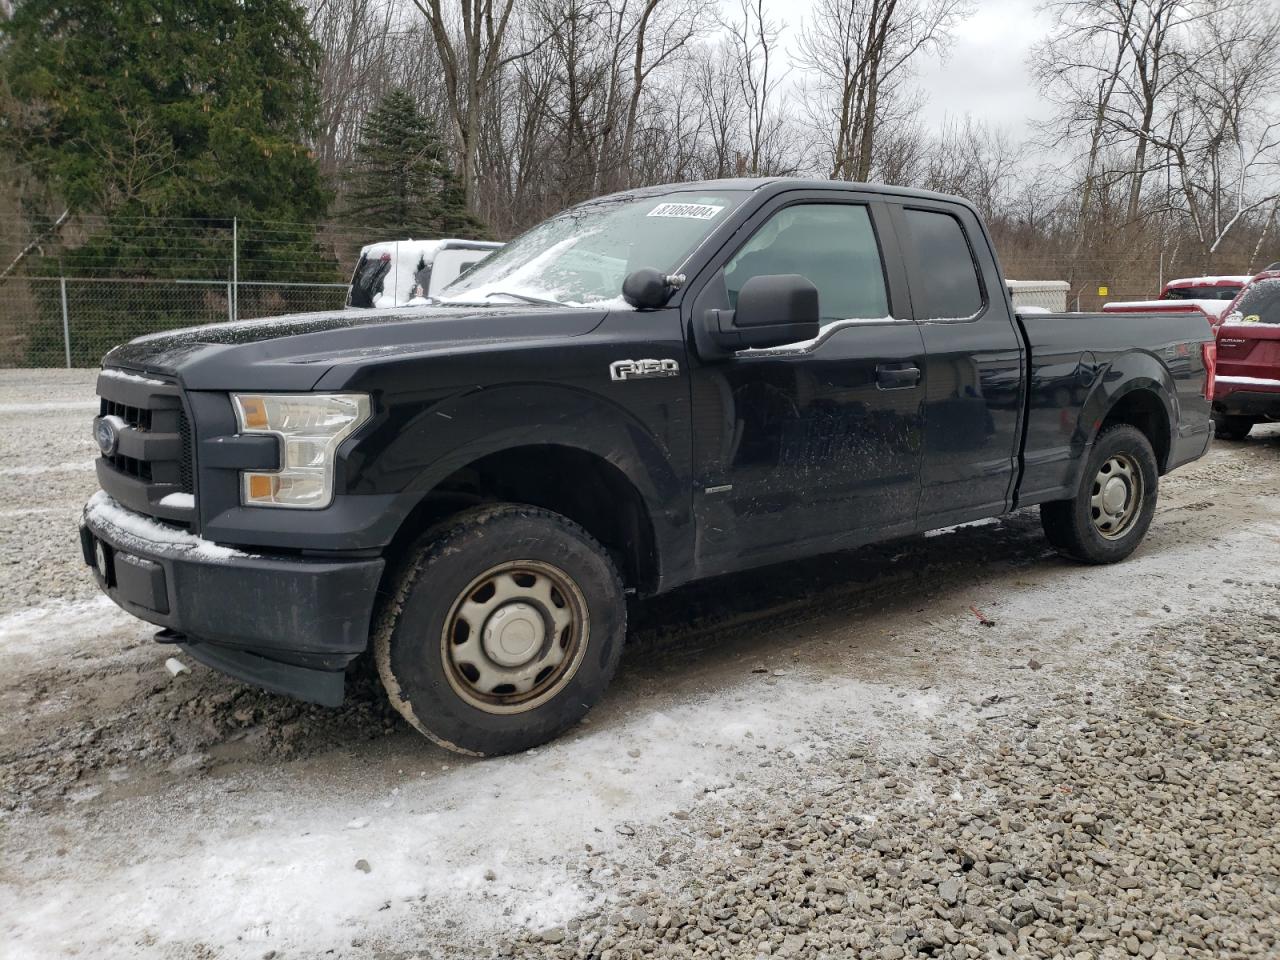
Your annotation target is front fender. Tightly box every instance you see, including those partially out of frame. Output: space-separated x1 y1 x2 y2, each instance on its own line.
353 381 692 583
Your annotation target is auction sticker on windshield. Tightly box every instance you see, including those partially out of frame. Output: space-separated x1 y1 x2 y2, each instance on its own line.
647 202 725 220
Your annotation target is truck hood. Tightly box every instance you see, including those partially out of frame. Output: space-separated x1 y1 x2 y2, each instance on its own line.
102 304 613 391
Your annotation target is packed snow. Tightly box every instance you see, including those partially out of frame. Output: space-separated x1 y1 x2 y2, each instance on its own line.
1164 274 1252 286
85 490 244 560
97 368 168 387
0 459 96 477
1102 298 1229 320
0 400 98 414
3 668 953 959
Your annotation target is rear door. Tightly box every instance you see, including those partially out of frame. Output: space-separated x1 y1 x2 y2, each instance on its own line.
888 200 1026 527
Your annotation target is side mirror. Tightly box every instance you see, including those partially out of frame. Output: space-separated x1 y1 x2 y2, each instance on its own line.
622 267 678 309
700 274 820 357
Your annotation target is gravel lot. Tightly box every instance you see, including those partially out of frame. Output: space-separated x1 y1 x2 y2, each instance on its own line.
1 369 1277 960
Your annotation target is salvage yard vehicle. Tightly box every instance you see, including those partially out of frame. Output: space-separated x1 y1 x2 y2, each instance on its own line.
346 238 502 308
1211 268 1280 440
1102 298 1230 328
81 178 1215 756
1159 274 1252 302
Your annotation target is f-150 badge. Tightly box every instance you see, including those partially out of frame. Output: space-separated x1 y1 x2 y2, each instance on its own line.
610 358 680 381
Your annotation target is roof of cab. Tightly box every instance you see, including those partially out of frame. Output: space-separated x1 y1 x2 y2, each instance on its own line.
584 177 981 214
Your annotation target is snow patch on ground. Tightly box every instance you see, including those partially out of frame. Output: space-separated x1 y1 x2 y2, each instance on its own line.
0 401 98 414
0 595 136 663
0 459 96 477
1 670 968 959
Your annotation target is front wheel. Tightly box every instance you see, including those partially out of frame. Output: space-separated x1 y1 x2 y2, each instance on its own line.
1039 424 1159 564
1213 414 1254 441
374 504 626 756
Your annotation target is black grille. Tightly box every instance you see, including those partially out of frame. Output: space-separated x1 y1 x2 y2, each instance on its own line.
178 412 194 494
101 398 153 431
94 370 195 523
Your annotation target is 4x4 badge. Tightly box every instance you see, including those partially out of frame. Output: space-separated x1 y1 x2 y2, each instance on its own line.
610 359 680 381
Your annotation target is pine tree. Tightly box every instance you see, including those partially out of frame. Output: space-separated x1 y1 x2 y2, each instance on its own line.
0 0 332 280
345 90 486 241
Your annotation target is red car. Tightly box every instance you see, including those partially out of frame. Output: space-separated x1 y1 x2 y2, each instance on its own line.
1159 274 1252 302
1102 298 1229 327
1213 269 1280 440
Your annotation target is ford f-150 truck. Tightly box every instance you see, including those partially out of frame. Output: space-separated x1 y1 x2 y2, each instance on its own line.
80 179 1215 756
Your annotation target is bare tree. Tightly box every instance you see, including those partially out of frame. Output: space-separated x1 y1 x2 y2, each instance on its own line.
617 0 716 187
1151 4 1280 254
693 39 746 179
723 0 789 176
797 0 970 182
921 116 1019 223
412 0 524 211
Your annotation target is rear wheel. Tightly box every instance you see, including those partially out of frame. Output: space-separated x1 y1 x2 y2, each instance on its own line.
1213 414 1254 441
374 504 626 756
1040 424 1158 564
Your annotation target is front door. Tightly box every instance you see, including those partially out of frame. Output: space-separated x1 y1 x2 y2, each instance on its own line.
687 195 927 577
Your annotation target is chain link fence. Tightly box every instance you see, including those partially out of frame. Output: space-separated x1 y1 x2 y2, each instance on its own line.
0 277 349 367
0 210 1266 367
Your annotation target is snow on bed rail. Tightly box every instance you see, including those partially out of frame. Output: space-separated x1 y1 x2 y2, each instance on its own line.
85 491 245 560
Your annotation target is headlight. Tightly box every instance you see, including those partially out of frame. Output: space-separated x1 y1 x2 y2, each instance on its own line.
231 393 371 509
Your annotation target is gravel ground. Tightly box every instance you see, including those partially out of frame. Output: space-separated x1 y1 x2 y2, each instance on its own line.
0 369 1277 960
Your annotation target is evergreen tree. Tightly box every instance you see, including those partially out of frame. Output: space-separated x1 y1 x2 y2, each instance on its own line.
0 0 333 280
345 90 486 241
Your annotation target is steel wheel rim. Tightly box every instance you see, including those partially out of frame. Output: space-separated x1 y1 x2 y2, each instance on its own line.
1089 452 1143 540
441 560 589 715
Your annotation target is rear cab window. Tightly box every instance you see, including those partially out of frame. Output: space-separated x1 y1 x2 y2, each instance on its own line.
900 207 985 321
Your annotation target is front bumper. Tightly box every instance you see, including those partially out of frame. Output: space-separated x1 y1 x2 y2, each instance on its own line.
81 496 384 706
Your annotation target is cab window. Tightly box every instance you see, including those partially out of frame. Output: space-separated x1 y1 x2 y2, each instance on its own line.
900 208 984 320
724 203 889 324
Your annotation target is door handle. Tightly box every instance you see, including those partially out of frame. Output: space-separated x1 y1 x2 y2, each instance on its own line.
876 364 921 389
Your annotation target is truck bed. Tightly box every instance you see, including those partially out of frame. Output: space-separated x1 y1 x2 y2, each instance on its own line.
1014 309 1214 506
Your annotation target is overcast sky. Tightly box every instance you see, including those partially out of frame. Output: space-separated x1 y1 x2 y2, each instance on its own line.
778 0 1056 141
912 0 1055 134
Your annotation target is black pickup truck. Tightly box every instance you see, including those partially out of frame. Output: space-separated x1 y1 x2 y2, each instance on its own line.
81 179 1215 755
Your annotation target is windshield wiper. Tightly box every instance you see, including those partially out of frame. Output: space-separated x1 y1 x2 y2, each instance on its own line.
483 291 565 306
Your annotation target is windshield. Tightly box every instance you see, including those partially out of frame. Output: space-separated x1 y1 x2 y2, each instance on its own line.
1227 277 1280 324
1163 285 1241 301
438 190 748 307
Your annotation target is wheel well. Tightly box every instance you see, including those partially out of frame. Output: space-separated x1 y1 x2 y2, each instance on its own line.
389 445 659 593
1100 390 1170 472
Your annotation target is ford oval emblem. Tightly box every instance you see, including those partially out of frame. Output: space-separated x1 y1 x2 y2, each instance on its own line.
94 416 119 457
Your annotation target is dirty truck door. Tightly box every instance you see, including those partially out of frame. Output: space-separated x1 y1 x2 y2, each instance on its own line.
687 194 926 577
889 201 1025 527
